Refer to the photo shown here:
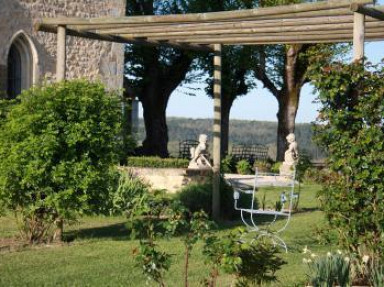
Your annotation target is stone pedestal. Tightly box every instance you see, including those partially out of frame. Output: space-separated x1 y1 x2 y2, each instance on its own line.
279 163 294 176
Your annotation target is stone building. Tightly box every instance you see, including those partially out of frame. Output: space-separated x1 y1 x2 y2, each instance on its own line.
0 0 126 98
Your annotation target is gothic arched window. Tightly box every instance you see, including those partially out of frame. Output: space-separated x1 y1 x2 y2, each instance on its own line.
7 33 34 99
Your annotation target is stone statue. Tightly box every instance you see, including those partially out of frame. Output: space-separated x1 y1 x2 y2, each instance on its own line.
188 134 212 170
279 133 299 175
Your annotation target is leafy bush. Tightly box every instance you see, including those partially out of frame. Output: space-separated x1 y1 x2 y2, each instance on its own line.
177 177 247 220
236 159 252 175
253 160 272 173
110 170 150 216
127 156 189 168
296 153 313 183
203 228 286 286
270 162 282 174
311 60 384 262
221 154 236 173
0 80 121 243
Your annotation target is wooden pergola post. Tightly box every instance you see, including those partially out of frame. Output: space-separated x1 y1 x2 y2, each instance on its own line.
212 43 222 221
56 25 67 81
353 12 365 61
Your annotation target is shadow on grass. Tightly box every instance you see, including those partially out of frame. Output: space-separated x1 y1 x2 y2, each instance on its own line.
64 222 131 242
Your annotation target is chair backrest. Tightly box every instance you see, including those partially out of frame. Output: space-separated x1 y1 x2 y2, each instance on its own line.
231 144 269 164
178 139 199 159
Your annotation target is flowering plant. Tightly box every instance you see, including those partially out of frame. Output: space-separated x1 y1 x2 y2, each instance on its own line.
303 248 350 287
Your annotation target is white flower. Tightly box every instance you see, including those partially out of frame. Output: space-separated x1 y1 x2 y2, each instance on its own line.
303 246 309 254
344 257 350 263
303 258 312 264
327 252 332 257
311 253 317 258
362 255 370 264
337 250 342 255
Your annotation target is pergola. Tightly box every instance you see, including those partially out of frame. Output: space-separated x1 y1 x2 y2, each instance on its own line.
36 0 384 220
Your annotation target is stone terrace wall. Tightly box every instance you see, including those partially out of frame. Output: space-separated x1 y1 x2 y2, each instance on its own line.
0 0 125 93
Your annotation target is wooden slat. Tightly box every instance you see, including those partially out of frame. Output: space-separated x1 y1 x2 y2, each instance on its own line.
38 24 213 52
39 0 371 26
118 22 384 40
94 15 356 35
174 31 384 44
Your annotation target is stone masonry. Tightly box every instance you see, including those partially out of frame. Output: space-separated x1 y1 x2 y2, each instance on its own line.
0 0 126 94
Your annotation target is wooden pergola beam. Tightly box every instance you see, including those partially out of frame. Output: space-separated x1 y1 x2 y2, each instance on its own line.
170 30 383 44
38 24 213 52
121 24 384 41
351 3 384 21
40 0 371 26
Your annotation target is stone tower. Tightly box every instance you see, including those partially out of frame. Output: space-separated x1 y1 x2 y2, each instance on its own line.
0 0 126 98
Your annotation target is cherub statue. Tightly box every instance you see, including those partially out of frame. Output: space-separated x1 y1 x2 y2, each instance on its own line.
279 133 299 175
188 134 212 169
284 133 298 166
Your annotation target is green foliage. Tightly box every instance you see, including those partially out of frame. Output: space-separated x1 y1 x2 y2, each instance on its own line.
177 177 241 220
0 80 121 243
296 153 313 183
310 60 384 261
270 162 282 174
110 170 150 216
203 228 286 286
127 156 189 168
253 160 272 173
221 154 236 173
236 160 252 175
130 188 214 287
370 263 384 287
304 250 351 287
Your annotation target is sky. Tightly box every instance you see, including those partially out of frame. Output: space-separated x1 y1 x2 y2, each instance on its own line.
138 2 384 123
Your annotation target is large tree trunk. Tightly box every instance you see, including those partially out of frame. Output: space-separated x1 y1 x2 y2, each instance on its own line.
141 91 169 157
135 47 193 157
276 44 306 161
276 89 299 161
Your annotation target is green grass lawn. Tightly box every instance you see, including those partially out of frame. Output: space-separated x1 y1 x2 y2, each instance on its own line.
0 183 336 287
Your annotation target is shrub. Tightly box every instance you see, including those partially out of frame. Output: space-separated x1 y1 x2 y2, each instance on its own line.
203 229 286 286
270 162 282 174
221 154 236 173
0 80 121 243
253 160 272 173
127 156 189 168
311 60 384 262
111 170 151 216
177 177 246 220
236 159 252 175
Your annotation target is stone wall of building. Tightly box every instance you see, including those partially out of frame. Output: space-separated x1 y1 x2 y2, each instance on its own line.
0 0 126 94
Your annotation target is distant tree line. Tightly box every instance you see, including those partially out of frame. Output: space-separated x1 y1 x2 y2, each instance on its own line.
134 117 326 160
124 0 340 160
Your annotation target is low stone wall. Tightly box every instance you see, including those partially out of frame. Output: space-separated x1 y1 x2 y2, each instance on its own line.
122 167 211 193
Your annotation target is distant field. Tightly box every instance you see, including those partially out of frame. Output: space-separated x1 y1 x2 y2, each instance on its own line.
0 183 335 287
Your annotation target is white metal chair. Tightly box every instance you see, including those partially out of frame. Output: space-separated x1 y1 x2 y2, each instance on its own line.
225 168 297 252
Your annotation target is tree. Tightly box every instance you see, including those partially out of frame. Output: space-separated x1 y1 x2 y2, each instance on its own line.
125 0 199 157
252 42 311 160
0 80 121 243
246 0 331 160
